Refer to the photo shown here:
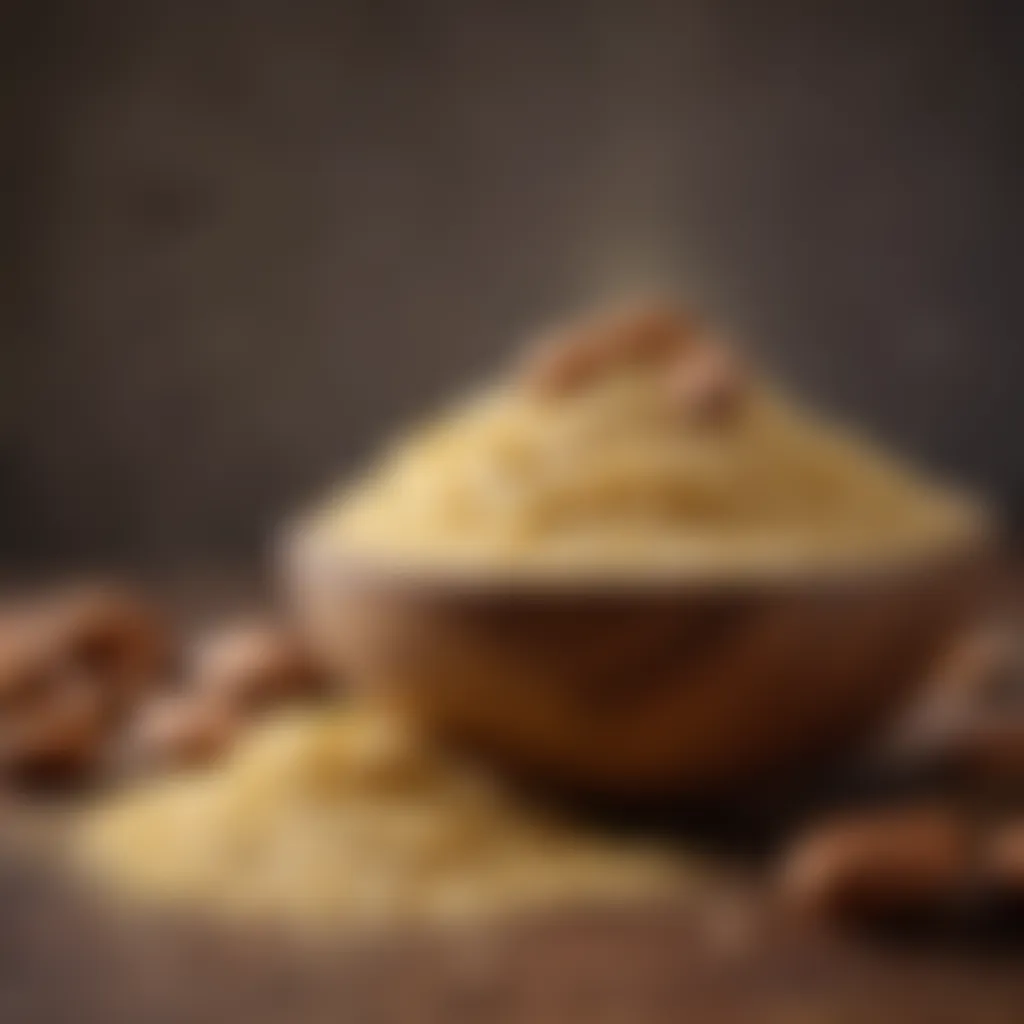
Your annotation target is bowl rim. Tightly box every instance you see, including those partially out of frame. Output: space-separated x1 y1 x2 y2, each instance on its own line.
280 518 999 600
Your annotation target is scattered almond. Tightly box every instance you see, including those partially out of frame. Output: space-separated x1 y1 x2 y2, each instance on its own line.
0 620 107 776
190 620 327 715
126 695 238 770
44 584 170 719
779 806 971 924
981 820 1024 903
930 624 1023 707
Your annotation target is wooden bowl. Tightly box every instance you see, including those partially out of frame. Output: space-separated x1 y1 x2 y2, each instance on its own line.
285 534 993 798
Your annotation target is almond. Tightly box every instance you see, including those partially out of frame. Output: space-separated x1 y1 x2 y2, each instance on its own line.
665 341 746 425
191 620 327 715
779 806 971 924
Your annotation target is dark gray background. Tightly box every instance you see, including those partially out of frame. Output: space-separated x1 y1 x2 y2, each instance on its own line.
1 0 1021 570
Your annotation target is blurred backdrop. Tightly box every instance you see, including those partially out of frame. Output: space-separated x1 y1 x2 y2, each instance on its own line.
1 0 1020 570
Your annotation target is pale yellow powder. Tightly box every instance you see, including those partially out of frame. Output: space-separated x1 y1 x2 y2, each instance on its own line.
76 709 692 929
323 366 987 580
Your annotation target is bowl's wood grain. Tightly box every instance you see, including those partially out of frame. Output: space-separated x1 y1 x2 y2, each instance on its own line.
289 541 993 797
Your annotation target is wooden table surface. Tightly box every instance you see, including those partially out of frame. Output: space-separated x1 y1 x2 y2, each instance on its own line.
3 840 1024 1024
1 569 1022 1024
